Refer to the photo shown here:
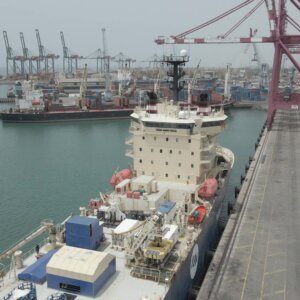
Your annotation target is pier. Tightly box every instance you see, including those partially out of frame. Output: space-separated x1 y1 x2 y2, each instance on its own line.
198 110 300 299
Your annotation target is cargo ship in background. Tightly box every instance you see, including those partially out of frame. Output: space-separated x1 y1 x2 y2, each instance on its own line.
0 66 136 123
0 54 234 300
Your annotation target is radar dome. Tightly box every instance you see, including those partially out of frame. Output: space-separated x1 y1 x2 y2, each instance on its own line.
180 49 188 57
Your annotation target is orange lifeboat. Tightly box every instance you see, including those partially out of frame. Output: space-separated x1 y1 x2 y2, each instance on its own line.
110 168 132 187
31 99 41 105
188 205 206 225
198 178 218 198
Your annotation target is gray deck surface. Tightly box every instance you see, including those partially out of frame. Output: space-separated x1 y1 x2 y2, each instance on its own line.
198 110 300 300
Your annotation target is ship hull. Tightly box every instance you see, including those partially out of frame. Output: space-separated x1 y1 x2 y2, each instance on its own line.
164 170 231 300
0 109 133 123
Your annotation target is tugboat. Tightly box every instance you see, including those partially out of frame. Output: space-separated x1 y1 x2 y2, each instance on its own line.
0 54 234 300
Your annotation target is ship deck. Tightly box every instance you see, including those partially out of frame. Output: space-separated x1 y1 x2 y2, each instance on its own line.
0 226 167 300
198 110 300 300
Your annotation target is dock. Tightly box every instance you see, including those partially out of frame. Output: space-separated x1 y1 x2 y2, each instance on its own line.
198 110 300 300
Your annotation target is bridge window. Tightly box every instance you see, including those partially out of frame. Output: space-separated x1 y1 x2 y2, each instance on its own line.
144 121 194 130
201 120 225 128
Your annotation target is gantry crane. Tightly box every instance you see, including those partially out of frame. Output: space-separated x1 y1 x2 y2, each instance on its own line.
155 0 300 128
60 31 82 74
142 54 163 69
35 29 59 75
3 31 20 76
20 32 40 75
84 49 103 73
113 52 136 70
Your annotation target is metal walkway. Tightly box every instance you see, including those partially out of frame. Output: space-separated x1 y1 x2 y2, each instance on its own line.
198 110 300 300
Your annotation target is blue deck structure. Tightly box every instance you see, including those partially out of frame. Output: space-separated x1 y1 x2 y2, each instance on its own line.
65 216 103 250
18 250 57 284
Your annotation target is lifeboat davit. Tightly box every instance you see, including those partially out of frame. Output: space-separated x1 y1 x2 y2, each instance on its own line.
188 205 206 225
110 168 132 187
198 178 218 198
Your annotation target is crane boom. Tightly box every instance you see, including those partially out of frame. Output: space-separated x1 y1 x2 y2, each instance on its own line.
3 31 13 58
35 29 44 57
60 31 68 57
20 32 28 58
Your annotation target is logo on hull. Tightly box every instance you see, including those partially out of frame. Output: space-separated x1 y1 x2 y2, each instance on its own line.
190 244 199 280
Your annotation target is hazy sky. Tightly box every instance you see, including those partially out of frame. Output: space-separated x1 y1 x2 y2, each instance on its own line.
0 0 297 70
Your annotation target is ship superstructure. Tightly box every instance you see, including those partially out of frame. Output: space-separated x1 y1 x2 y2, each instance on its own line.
129 101 227 185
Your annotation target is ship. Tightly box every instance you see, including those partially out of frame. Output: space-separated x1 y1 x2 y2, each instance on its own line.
0 55 234 300
0 72 135 123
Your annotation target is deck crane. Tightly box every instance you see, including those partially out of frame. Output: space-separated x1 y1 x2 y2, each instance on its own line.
102 28 112 101
155 0 300 129
35 29 59 75
60 31 82 74
3 31 20 76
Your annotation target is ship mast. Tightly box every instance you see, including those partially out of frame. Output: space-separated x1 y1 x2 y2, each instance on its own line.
163 52 189 101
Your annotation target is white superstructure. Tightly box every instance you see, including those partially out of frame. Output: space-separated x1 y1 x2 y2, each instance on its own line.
128 101 227 185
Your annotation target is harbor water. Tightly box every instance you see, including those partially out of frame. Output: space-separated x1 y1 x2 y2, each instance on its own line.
0 95 266 253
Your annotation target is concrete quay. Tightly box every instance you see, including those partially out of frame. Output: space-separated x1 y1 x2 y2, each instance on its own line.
198 110 300 300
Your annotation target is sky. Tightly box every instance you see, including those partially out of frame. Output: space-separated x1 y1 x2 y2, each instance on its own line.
0 0 298 70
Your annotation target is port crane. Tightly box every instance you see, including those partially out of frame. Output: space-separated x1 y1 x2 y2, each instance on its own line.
113 52 135 70
35 29 59 75
60 31 83 74
84 48 103 73
142 54 163 69
3 31 22 76
155 0 300 128
20 32 40 75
